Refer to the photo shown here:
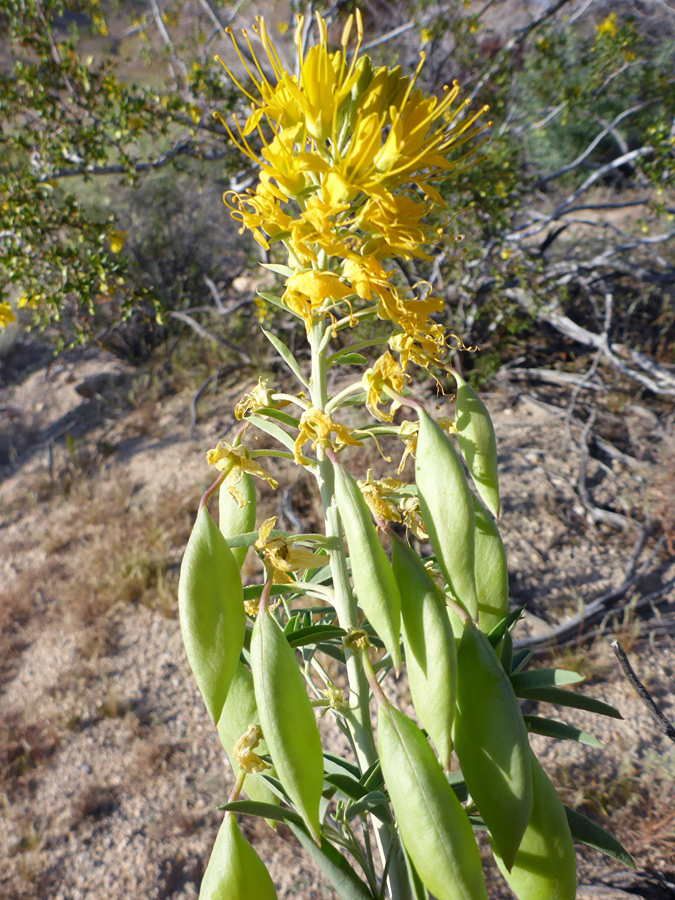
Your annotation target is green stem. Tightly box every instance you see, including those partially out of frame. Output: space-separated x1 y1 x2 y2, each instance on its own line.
309 318 413 900
309 319 376 770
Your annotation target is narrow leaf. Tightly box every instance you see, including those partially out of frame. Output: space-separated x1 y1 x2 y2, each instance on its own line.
330 352 368 366
254 406 301 428
261 328 309 387
517 686 623 719
511 668 585 692
260 262 295 277
565 806 636 869
246 414 297 454
345 791 392 822
286 624 346 648
217 799 303 827
322 752 361 779
326 773 368 801
287 824 376 900
524 715 603 747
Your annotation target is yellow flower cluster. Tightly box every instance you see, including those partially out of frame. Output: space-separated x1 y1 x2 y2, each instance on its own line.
217 11 488 369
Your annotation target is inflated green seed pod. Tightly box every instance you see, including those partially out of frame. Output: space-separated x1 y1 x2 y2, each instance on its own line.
219 472 256 569
217 662 279 809
390 534 457 768
453 622 533 871
250 610 324 842
199 812 278 900
492 753 577 900
473 495 509 635
178 505 246 724
453 371 500 518
378 705 488 900
332 461 401 672
415 409 477 618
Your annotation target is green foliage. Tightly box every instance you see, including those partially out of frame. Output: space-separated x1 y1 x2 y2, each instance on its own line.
0 0 240 347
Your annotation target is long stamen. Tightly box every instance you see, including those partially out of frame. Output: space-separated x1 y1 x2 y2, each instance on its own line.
255 17 286 82
214 54 260 108
223 29 265 98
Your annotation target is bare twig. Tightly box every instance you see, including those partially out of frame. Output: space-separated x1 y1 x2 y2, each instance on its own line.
611 640 675 744
537 104 650 187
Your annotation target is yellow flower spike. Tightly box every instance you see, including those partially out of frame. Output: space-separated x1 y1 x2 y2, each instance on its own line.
233 724 271 774
254 516 326 583
294 407 362 465
207 440 278 506
362 351 409 422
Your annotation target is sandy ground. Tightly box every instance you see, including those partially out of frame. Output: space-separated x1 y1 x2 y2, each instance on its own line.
1 341 674 899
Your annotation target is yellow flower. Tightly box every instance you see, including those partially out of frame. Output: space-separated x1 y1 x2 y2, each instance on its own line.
206 440 278 506
294 407 362 465
254 516 325 583
282 270 354 330
0 302 16 328
420 28 433 45
596 13 619 38
362 352 408 422
217 10 488 353
109 230 128 253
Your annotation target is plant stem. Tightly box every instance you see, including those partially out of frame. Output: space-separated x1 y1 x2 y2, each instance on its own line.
309 319 376 770
309 319 413 900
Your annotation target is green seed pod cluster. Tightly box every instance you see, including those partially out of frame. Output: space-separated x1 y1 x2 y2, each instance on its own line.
216 662 279 808
492 753 577 900
452 621 533 871
415 409 478 618
199 813 278 900
332 459 402 671
378 704 488 900
250 609 325 842
472 494 509 635
178 505 246 724
453 370 500 519
219 472 257 568
390 533 457 769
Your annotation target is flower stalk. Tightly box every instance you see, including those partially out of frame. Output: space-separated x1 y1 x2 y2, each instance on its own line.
176 11 631 900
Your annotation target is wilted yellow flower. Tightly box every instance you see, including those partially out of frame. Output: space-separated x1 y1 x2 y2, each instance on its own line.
400 495 428 540
255 516 325 583
235 377 273 420
294 407 362 465
396 420 419 474
233 724 270 773
358 472 404 524
206 440 278 505
362 352 408 422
